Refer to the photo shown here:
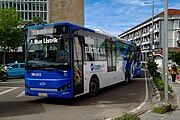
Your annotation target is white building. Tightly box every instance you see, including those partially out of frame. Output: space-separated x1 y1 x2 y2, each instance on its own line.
0 0 48 22
119 9 180 61
0 0 84 25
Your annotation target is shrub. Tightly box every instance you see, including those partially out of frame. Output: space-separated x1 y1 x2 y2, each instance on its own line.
154 76 164 91
153 104 177 114
153 74 172 92
147 56 158 76
112 113 140 120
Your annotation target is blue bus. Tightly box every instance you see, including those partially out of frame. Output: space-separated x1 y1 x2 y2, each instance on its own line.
25 22 141 98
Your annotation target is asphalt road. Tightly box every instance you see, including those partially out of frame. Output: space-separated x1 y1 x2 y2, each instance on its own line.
0 76 146 120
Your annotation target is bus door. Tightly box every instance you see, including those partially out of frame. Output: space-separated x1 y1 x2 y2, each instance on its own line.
106 40 119 84
74 36 84 96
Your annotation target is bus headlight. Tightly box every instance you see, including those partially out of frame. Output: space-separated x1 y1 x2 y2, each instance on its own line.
57 84 71 91
25 84 30 89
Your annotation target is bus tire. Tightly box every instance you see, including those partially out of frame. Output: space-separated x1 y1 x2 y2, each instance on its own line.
125 71 130 84
89 77 99 97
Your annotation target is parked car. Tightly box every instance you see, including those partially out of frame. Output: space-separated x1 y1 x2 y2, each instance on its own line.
6 63 25 78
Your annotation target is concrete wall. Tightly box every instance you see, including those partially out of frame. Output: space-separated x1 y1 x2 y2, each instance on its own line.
49 0 84 26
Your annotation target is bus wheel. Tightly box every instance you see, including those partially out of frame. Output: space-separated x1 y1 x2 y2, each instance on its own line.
89 77 99 97
125 71 130 84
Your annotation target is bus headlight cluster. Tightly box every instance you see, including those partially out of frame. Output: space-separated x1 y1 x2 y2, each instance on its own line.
25 84 30 89
57 84 71 91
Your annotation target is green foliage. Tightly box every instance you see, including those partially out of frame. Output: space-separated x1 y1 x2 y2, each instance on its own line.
168 51 180 66
153 104 177 114
0 8 24 51
141 62 147 69
112 113 140 120
32 16 47 25
154 75 164 91
19 16 47 27
147 56 158 76
153 73 172 92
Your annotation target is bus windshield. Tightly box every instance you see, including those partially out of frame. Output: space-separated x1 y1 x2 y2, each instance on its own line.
27 27 70 69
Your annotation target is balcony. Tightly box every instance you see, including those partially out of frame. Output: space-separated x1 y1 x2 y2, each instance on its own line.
154 27 160 33
176 37 180 41
154 37 160 42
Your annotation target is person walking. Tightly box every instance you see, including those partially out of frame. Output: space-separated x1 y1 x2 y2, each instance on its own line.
169 64 179 83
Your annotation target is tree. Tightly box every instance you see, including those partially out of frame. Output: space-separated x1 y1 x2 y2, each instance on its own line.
32 16 47 25
0 8 24 63
168 51 180 65
20 16 47 26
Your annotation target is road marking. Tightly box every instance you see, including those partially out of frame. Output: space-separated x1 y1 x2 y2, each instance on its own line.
0 87 19 96
0 81 23 84
16 91 25 98
130 70 149 113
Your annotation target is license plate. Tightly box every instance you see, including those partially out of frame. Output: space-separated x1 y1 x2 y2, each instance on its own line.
38 93 48 97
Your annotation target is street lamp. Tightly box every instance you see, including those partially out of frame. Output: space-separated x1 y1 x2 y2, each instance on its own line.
144 1 155 56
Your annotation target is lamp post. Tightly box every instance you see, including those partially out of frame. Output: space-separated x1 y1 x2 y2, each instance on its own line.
144 1 155 56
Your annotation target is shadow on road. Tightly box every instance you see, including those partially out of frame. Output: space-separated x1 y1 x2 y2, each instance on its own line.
0 101 45 117
31 79 145 107
0 70 147 118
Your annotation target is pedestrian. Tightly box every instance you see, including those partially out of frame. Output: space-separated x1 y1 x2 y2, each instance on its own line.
169 64 179 83
3 64 7 71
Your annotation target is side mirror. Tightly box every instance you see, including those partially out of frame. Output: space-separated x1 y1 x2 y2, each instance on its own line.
8 66 13 70
123 57 128 60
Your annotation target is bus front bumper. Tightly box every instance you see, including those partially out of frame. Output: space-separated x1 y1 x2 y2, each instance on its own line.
25 88 73 99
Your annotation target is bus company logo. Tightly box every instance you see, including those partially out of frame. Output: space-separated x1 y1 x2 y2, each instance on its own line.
31 73 42 77
90 63 104 71
39 82 46 86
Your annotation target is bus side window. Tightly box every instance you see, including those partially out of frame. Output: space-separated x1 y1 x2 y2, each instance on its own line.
84 36 94 61
106 39 116 72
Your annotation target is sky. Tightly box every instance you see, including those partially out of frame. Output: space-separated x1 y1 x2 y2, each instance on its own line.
85 0 180 37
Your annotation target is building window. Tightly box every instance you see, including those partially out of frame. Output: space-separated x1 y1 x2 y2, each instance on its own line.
21 4 24 10
25 12 28 20
25 3 28 10
44 13 47 20
40 3 43 11
17 3 20 10
29 3 32 10
29 12 32 20
21 12 24 19
33 3 36 10
44 3 47 11
36 3 39 11
9 2 13 7
13 2 16 8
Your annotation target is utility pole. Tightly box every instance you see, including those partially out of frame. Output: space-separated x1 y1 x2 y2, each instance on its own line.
163 0 168 103
151 1 154 55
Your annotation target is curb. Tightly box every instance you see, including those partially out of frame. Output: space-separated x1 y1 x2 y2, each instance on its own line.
106 70 150 120
149 76 161 107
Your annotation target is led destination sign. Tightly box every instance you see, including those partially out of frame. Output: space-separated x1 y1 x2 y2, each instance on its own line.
30 28 56 36
30 38 58 45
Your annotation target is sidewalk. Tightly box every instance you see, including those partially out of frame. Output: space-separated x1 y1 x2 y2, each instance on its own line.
140 79 180 120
